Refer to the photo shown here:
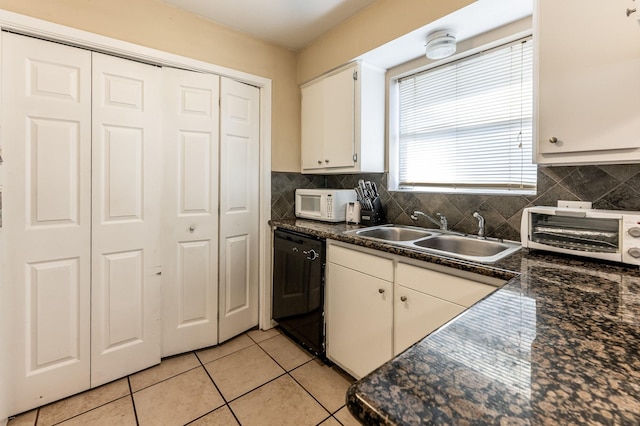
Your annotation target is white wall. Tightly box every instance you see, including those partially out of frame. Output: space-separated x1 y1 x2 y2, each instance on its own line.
0 194 8 424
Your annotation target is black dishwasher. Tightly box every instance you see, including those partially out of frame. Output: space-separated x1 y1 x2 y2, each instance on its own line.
272 228 326 356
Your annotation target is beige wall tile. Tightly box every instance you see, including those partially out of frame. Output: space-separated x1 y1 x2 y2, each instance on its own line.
290 359 353 413
57 397 135 426
129 352 200 392
196 334 254 364
133 368 224 426
37 379 129 426
259 334 313 371
204 345 284 401
230 375 329 426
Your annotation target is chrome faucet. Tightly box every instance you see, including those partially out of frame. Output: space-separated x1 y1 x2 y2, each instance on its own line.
472 211 485 239
411 210 448 231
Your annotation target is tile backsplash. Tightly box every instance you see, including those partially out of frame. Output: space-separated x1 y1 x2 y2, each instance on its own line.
272 164 640 241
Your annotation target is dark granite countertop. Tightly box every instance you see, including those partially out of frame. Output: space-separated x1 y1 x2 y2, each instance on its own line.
270 219 640 425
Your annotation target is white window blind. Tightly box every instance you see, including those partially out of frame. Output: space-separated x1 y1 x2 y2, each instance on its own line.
397 37 535 193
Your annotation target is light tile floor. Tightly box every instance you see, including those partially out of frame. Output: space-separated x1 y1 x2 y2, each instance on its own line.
8 329 361 426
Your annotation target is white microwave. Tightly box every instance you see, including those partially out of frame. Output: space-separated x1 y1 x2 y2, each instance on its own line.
521 206 640 266
295 189 356 222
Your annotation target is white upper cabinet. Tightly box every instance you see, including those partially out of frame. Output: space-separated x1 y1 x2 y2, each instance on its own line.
301 62 385 174
535 0 640 165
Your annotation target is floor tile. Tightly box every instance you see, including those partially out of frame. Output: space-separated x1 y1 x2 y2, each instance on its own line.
37 378 129 426
291 359 354 413
133 367 224 426
319 417 341 426
7 409 37 426
246 327 281 343
334 406 361 426
188 405 239 425
229 375 329 426
204 345 284 401
259 334 313 371
57 396 135 426
196 334 255 364
129 352 200 392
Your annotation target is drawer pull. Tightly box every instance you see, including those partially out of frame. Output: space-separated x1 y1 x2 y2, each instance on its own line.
400 296 407 302
378 288 385 294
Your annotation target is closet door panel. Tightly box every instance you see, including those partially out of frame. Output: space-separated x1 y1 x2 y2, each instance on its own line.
2 32 92 414
91 52 162 387
218 78 260 343
162 68 219 356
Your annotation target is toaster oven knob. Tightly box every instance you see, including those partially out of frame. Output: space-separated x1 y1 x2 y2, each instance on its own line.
627 247 640 258
628 227 640 238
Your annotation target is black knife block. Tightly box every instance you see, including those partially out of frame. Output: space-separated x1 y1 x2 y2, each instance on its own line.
360 197 387 226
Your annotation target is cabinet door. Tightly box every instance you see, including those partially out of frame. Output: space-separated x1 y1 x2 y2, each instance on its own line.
161 68 220 357
394 286 465 356
301 81 325 170
536 0 640 162
326 262 392 379
91 53 162 387
322 66 355 169
3 32 92 414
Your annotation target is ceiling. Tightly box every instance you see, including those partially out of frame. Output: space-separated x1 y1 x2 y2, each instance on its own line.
160 0 532 68
160 0 379 50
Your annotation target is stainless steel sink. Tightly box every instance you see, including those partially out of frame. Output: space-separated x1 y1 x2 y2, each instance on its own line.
344 224 521 263
413 234 520 259
353 225 433 241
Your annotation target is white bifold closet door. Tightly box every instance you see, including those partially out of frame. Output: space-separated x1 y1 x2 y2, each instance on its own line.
90 52 162 387
2 32 92 414
218 77 260 343
2 32 163 413
161 68 220 357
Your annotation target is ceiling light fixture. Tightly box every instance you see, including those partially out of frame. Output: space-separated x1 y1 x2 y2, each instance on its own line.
425 30 456 60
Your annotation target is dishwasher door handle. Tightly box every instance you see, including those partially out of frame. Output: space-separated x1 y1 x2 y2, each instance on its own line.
303 249 319 261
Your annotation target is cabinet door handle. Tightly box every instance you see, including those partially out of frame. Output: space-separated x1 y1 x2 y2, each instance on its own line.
189 225 195 232
400 296 407 302
549 137 558 144
317 160 322 165
325 159 329 163
378 288 385 294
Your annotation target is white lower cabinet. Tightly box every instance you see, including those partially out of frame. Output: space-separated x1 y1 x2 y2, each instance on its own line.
394 263 496 355
394 285 465 356
326 245 393 379
326 242 502 378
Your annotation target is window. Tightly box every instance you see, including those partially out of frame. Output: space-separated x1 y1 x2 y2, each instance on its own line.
393 37 535 194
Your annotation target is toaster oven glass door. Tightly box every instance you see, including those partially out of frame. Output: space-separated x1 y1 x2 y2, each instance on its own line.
530 213 620 253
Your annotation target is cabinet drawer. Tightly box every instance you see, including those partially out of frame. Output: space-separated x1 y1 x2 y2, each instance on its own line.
396 263 496 307
328 244 393 281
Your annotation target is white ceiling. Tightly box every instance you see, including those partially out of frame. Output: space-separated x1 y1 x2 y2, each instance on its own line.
160 0 379 50
160 0 532 68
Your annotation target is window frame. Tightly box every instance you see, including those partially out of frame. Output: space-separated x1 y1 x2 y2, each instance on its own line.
388 32 536 196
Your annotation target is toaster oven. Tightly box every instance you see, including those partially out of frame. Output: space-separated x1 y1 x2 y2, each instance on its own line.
521 206 640 266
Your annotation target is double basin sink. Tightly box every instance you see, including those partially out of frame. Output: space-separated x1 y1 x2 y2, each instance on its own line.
343 224 521 263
